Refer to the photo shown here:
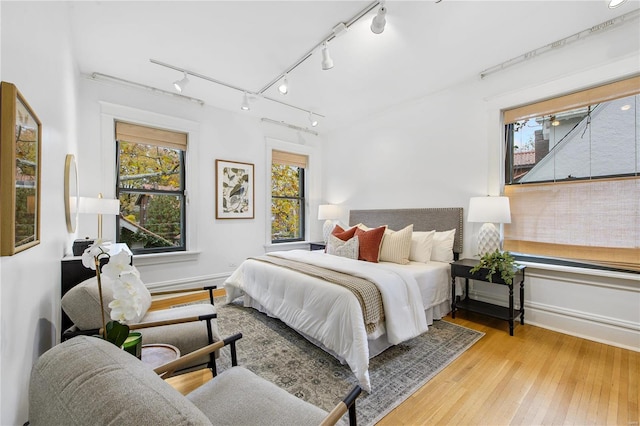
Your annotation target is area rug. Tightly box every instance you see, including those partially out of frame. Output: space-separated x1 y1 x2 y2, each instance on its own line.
214 299 484 425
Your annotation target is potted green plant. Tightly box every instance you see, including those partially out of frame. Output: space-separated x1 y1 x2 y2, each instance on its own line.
470 249 519 285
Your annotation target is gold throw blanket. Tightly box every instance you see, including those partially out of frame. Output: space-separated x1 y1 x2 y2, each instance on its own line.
251 254 384 334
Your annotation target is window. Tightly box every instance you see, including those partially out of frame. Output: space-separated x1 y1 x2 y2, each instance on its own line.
115 121 187 253
503 76 639 271
271 150 307 243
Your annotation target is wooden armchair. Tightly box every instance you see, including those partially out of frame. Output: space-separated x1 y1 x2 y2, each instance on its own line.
154 333 362 425
29 334 362 426
61 277 220 372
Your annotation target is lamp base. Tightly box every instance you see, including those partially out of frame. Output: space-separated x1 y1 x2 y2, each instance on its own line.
477 222 500 256
322 220 334 243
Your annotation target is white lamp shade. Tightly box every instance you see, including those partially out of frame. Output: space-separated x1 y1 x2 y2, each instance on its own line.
468 196 511 224
318 204 340 220
79 197 120 215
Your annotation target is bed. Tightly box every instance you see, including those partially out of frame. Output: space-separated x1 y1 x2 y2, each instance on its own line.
224 208 463 392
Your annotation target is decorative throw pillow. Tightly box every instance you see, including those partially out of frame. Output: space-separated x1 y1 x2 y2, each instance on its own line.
431 229 456 262
379 224 413 265
326 234 359 260
354 225 386 263
410 230 436 263
331 224 358 241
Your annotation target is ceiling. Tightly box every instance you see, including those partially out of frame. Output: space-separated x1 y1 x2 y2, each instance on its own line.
67 1 639 134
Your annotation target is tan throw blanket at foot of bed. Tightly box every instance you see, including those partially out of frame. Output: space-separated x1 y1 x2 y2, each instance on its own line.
251 254 384 334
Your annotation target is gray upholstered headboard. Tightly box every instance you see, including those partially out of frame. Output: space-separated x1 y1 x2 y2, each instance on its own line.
349 208 464 257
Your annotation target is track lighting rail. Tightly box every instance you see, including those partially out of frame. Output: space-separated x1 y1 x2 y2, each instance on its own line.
257 0 381 95
261 118 319 136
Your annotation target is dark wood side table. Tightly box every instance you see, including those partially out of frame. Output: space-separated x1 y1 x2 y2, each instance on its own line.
309 241 326 251
450 258 526 336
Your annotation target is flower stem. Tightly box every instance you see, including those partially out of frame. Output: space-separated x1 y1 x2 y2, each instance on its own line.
94 257 107 340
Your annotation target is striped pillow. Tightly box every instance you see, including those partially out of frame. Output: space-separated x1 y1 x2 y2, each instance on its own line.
379 224 414 265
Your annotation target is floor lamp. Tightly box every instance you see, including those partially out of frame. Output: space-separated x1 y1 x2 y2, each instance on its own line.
468 196 511 256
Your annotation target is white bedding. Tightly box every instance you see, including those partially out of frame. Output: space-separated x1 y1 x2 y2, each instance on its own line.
224 249 452 392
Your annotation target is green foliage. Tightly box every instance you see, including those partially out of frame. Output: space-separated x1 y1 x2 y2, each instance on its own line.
105 321 130 348
118 140 183 248
470 250 518 284
271 164 303 241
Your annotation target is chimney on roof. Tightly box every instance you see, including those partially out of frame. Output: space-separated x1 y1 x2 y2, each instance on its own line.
534 130 549 164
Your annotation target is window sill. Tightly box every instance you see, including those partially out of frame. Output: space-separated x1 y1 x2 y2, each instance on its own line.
264 241 310 252
517 259 639 281
133 250 200 266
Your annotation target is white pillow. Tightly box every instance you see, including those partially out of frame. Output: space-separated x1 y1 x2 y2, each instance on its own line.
326 234 359 260
380 224 413 265
409 230 436 263
431 229 456 262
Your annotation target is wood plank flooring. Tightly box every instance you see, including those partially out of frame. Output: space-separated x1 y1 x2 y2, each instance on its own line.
378 313 639 426
164 301 639 425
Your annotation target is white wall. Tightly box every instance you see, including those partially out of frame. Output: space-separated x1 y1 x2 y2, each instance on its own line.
75 78 325 291
324 21 640 351
0 2 79 424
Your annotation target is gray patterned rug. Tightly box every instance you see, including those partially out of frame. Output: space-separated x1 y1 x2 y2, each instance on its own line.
215 300 483 425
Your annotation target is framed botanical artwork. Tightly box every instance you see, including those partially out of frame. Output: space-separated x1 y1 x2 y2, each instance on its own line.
215 159 254 219
0 81 42 256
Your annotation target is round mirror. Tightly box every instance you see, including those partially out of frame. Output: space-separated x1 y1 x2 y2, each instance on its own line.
64 154 79 233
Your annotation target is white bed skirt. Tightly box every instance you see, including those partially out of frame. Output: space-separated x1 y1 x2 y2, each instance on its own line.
240 294 452 361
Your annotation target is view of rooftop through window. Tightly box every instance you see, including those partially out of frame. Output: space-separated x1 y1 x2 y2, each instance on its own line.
507 93 638 184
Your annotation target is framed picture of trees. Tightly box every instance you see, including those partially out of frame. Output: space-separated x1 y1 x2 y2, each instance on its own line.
215 159 254 219
0 82 41 256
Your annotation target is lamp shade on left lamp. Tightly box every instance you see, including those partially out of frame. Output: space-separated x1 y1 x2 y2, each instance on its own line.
318 204 340 243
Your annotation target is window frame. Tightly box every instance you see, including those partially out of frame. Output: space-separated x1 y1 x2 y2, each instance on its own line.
264 138 317 248
115 137 187 254
501 75 640 273
99 102 200 258
271 164 306 243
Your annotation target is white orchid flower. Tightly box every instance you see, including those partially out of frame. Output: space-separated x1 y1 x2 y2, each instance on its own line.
101 250 136 280
81 239 111 270
108 271 145 324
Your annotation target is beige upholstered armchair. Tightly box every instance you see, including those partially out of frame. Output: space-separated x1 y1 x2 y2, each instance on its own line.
29 334 362 426
61 275 220 372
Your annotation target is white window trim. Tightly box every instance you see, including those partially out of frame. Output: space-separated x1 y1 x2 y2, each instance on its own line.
100 102 200 261
265 137 320 248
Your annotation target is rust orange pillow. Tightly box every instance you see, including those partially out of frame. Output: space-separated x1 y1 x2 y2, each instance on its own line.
331 225 358 241
354 225 386 262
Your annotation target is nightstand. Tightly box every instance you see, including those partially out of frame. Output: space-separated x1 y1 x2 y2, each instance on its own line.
450 258 526 336
309 241 326 251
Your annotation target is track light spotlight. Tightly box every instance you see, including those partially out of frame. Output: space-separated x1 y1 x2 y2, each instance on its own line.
240 92 250 111
278 74 289 95
173 71 189 93
321 42 334 70
608 0 628 8
308 112 318 127
371 5 387 34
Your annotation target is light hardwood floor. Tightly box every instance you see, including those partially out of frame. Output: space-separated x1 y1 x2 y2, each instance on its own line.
379 313 639 425
166 306 639 425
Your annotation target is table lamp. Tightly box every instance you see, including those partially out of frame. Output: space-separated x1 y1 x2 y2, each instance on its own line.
79 193 121 239
318 204 340 243
468 196 511 256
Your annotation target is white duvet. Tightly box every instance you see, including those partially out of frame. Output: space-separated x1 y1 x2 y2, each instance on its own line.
224 250 430 392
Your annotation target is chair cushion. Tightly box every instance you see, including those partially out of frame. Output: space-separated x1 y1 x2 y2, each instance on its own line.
29 336 212 426
61 275 152 330
187 366 328 426
140 304 220 368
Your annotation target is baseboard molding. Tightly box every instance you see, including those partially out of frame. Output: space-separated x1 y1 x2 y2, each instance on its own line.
470 288 640 352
